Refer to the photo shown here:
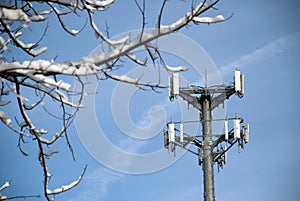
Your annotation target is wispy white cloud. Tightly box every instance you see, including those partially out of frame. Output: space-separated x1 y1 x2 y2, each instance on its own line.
116 104 166 154
219 32 300 76
68 168 123 201
118 137 147 153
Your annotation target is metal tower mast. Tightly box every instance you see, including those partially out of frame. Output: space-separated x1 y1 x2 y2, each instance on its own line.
200 94 215 201
164 70 249 201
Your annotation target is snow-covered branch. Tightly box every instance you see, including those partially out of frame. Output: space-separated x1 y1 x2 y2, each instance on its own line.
46 165 87 195
0 181 40 200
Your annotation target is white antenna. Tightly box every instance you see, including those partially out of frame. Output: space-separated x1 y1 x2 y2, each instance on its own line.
234 69 245 98
224 119 228 141
168 122 175 143
233 118 241 139
172 72 179 96
234 70 241 92
169 72 180 100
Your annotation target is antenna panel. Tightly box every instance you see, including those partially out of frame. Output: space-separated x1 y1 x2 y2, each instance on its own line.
235 70 241 92
233 119 240 139
172 72 179 96
168 72 179 100
224 120 228 141
168 123 175 142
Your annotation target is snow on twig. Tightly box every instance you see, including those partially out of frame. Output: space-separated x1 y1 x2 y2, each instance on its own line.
0 8 45 22
46 165 87 195
0 111 11 126
192 15 225 24
85 0 114 8
0 182 9 192
0 60 102 76
26 73 71 91
165 65 187 72
0 110 28 137
107 74 138 84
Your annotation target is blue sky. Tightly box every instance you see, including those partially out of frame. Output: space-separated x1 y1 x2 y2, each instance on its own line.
1 0 300 201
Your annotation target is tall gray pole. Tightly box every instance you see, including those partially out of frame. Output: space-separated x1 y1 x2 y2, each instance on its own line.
200 94 215 201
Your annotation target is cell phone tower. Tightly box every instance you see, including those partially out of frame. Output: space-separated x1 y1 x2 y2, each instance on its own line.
163 69 249 201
